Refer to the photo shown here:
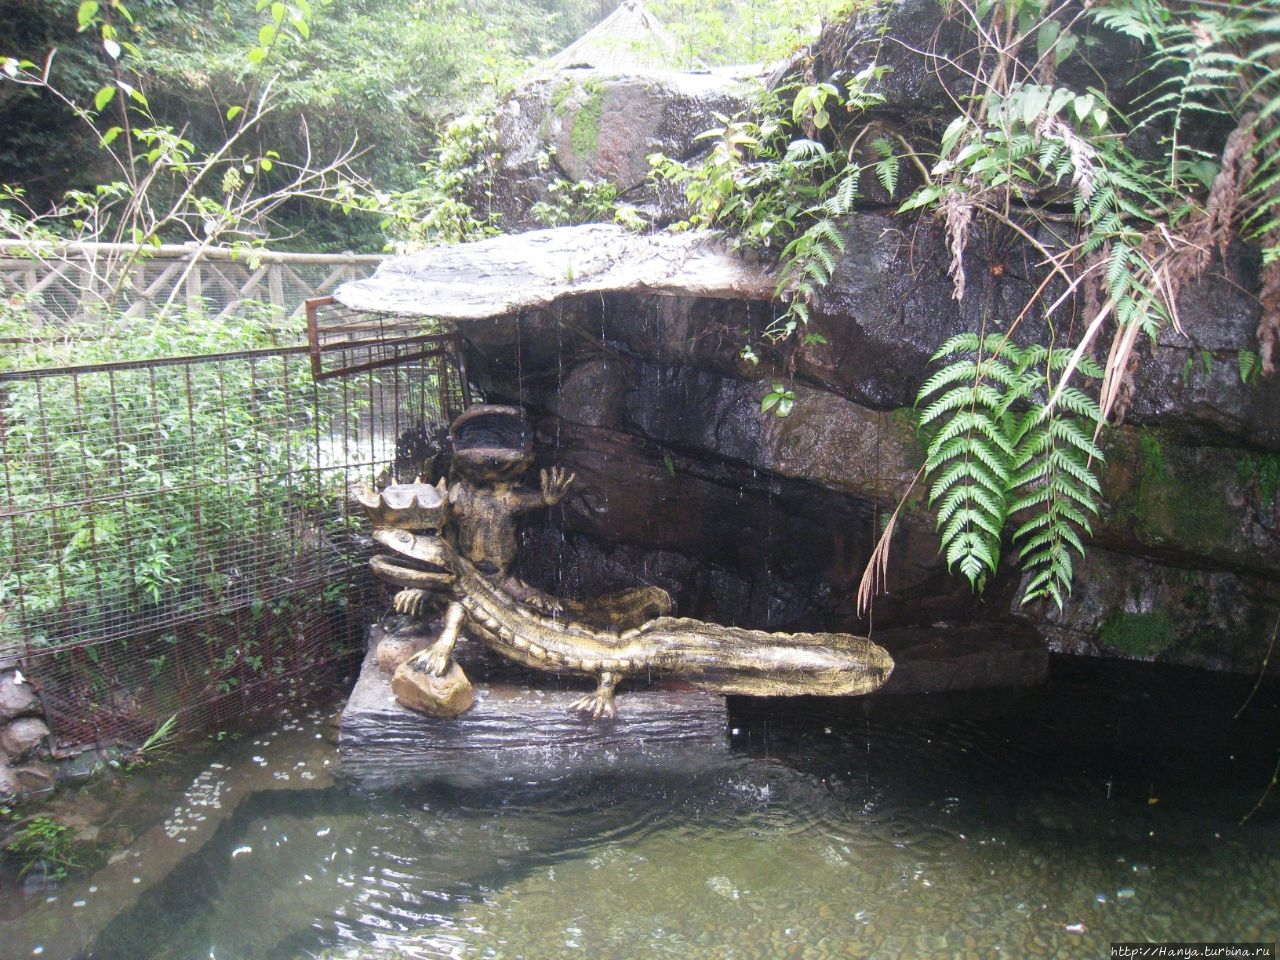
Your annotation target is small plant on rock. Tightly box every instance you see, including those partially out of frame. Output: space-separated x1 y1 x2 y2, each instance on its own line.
4 816 80 881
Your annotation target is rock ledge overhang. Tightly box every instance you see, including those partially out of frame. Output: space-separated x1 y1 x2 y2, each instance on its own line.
332 224 779 320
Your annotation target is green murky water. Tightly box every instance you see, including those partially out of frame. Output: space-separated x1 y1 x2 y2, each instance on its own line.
9 657 1280 959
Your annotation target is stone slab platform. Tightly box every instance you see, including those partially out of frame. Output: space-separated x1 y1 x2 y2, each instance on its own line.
339 642 729 788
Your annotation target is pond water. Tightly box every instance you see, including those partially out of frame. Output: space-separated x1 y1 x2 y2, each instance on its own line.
8 656 1280 960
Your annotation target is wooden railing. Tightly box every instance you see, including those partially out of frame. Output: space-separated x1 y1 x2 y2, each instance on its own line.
0 240 386 326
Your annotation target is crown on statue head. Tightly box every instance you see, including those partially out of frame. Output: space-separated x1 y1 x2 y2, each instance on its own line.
357 479 447 531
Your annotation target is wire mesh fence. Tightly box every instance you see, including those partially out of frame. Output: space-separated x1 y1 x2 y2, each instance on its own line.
1 330 466 751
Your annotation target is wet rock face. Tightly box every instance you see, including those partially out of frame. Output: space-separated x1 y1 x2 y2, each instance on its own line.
0 670 39 721
454 0 1280 676
0 668 54 804
466 279 1279 676
802 218 1280 450
0 716 50 762
485 327 1011 635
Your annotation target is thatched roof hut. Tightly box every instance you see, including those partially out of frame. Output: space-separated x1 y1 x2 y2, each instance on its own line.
539 0 681 73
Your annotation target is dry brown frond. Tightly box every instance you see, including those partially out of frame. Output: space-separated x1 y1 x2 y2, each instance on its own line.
1259 255 1279 377
1168 118 1259 306
855 467 924 619
1205 118 1257 261
1080 245 1105 331
1038 117 1098 204
940 190 974 302
1098 307 1145 432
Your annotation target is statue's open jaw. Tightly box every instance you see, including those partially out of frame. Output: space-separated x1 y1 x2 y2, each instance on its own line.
368 528 455 591
449 405 535 484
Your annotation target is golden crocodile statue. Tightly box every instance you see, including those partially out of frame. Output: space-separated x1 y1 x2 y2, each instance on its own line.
358 406 893 718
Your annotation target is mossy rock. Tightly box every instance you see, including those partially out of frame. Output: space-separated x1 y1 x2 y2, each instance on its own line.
1099 611 1176 658
1101 428 1278 576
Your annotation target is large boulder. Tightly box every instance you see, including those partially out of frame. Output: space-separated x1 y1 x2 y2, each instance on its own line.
487 68 753 229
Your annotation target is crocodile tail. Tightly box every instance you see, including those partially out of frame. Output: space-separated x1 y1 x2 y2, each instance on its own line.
638 618 894 697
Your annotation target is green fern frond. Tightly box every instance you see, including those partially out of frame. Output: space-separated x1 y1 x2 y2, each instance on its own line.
940 504 1004 544
1050 452 1104 494
928 332 985 361
927 458 1006 504
967 435 1014 481
917 360 982 398
803 256 832 286
922 388 1006 431
933 485 970 527
1047 418 1106 460
1048 498 1094 531
918 390 982 427
1016 528 1060 557
810 218 847 251
1010 507 1053 539
784 138 828 161
1051 522 1088 557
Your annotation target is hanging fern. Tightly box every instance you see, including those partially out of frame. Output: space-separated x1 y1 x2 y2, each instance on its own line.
1006 346 1106 607
918 334 1019 591
918 334 1104 606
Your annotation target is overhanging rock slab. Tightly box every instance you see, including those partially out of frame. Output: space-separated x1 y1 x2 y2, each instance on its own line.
332 224 778 320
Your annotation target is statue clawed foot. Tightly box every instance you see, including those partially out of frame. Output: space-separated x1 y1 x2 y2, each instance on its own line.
540 466 575 506
417 600 468 676
569 671 620 719
421 639 456 677
393 587 431 618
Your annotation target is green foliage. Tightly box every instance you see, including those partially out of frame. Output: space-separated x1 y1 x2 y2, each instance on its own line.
1 0 373 312
0 0 111 204
110 713 178 770
651 66 888 347
1237 452 1280 509
861 0 1280 604
1 0 611 250
760 382 796 417
0 308 341 646
918 333 1104 606
374 112 503 251
531 176 622 228
1239 349 1263 384
649 0 852 68
568 81 606 161
5 816 81 880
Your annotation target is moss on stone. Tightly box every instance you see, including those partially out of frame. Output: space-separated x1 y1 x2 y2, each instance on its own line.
550 78 577 116
1237 452 1280 508
1121 429 1237 555
891 406 926 462
570 81 606 161
1138 431 1168 479
1100 610 1176 657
